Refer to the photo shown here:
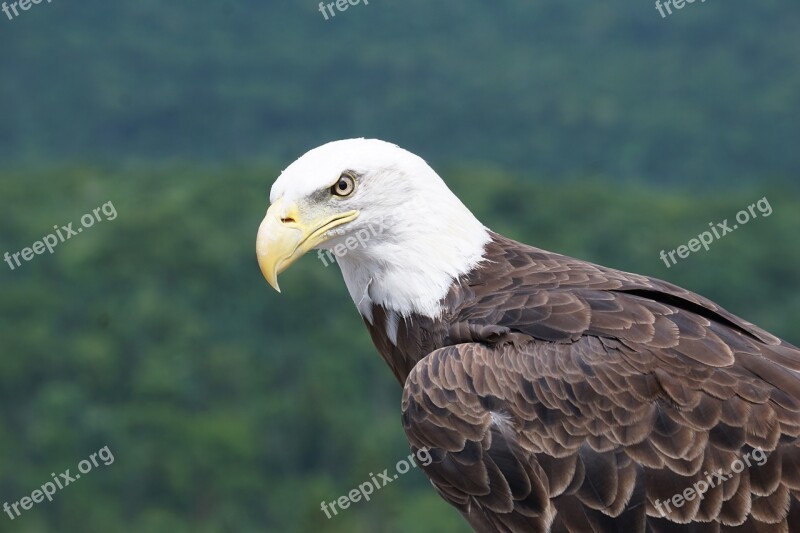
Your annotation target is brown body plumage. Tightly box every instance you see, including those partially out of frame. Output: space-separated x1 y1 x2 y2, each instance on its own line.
365 232 800 532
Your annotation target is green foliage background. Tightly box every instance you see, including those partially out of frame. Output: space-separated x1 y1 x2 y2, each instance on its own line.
0 1 798 532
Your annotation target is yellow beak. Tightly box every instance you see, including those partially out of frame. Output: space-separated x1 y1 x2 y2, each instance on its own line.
256 198 359 292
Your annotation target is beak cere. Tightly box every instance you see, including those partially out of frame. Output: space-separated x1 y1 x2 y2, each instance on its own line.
256 198 359 292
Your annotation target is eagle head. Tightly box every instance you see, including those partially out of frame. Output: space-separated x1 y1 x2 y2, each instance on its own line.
256 138 489 319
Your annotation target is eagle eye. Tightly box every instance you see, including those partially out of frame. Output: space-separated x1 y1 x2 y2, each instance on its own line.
332 173 356 197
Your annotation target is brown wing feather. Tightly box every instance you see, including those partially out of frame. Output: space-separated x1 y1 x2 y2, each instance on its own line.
395 233 800 532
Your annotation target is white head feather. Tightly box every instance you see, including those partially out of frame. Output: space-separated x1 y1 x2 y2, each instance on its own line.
270 138 490 321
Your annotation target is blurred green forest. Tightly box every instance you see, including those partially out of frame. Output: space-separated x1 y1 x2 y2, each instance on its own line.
0 167 798 532
1 0 799 531
0 0 798 185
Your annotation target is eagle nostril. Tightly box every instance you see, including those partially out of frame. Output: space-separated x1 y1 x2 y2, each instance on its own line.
281 217 296 224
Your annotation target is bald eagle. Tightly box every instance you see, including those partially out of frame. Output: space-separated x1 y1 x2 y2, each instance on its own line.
256 139 800 532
